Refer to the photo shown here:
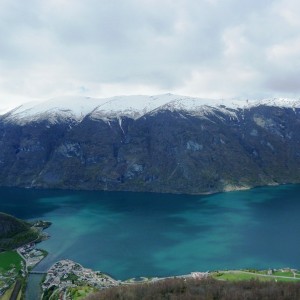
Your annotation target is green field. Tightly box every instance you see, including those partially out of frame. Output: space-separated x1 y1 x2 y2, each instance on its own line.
272 271 297 277
0 251 23 273
213 270 300 282
1 283 15 300
68 286 95 299
213 272 269 281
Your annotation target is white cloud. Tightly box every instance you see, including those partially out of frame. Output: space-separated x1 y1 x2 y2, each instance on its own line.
0 0 300 109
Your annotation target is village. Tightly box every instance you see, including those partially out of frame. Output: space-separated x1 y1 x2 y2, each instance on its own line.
0 265 20 297
42 260 119 293
0 242 47 297
17 243 47 272
40 260 213 299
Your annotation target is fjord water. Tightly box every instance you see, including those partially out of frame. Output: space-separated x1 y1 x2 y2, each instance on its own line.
1 185 300 280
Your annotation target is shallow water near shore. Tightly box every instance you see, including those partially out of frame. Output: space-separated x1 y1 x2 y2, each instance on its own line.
0 185 300 280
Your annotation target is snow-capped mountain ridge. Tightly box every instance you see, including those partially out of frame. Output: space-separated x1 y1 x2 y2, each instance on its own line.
2 94 300 124
1 93 300 194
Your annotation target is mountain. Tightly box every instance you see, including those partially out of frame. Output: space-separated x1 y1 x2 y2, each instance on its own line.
0 212 41 250
0 93 300 194
0 213 29 238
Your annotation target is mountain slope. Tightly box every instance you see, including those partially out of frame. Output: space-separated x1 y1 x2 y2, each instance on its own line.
0 213 41 250
0 213 29 238
0 94 300 194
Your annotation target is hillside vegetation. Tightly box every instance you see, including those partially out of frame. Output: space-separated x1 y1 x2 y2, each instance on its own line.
85 278 300 300
0 213 39 250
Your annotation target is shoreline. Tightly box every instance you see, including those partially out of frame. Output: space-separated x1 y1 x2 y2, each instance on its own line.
39 262 300 299
17 221 300 299
0 180 297 197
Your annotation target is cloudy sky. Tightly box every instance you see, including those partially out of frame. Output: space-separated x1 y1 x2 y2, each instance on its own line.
1 0 300 109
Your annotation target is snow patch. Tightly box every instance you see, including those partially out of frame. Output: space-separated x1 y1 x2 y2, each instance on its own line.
186 141 203 151
2 94 300 125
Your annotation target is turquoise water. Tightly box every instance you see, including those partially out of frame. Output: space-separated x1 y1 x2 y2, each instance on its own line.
0 185 300 280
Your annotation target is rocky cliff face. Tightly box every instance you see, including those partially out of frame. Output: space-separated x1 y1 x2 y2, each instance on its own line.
0 95 300 194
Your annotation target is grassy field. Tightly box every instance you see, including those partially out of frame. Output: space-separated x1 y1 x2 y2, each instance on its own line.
68 286 95 300
0 282 21 300
0 251 23 273
213 272 270 281
272 271 300 277
213 270 300 282
1 283 14 300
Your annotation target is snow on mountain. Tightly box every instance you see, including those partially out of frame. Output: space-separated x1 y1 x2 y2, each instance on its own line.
1 94 300 125
1 94 214 124
2 96 109 124
90 94 181 121
150 97 244 120
250 98 300 109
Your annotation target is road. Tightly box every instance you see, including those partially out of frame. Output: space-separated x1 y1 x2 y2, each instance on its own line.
225 270 300 281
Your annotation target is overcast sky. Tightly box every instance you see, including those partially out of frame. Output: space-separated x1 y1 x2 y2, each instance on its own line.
1 0 300 110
